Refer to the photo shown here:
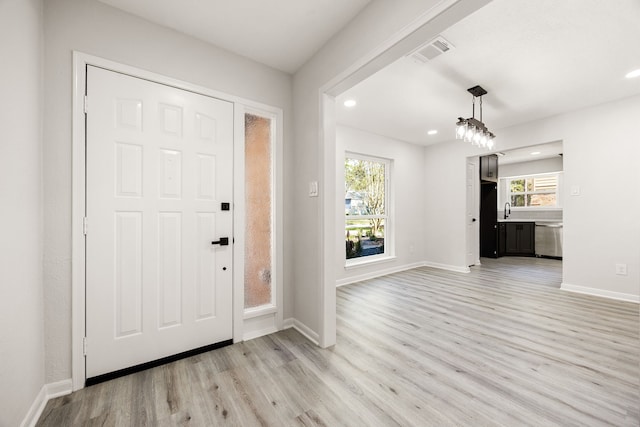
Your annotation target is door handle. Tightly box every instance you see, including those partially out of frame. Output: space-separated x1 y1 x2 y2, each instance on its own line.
211 237 229 246
472 218 477 222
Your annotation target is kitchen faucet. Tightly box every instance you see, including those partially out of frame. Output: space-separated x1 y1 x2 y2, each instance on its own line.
504 202 511 219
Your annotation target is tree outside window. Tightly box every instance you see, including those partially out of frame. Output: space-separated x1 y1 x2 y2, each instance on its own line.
507 174 559 207
345 155 389 260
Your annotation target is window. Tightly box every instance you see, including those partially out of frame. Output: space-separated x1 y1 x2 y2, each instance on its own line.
504 173 561 208
244 112 274 310
344 154 390 262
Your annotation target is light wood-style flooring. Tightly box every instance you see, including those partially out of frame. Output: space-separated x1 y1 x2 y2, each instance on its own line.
37 257 639 426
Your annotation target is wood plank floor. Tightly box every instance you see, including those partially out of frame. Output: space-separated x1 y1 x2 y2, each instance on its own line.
37 257 639 426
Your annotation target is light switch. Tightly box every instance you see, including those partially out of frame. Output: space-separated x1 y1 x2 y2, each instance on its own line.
309 181 319 197
615 263 628 276
570 185 580 196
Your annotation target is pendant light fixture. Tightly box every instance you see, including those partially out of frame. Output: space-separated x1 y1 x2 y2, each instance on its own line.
455 85 495 150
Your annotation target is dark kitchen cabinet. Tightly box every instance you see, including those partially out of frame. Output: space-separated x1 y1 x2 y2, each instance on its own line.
480 182 498 258
480 154 498 182
498 223 506 257
502 222 535 256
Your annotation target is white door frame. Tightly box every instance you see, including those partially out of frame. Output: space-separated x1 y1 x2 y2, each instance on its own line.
466 157 480 266
71 52 283 391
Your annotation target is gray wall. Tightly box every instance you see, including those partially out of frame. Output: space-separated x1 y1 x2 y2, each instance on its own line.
423 95 640 299
292 0 487 345
43 0 293 383
336 126 426 284
499 157 563 177
0 0 46 425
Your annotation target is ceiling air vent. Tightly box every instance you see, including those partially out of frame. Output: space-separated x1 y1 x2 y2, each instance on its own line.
409 36 455 63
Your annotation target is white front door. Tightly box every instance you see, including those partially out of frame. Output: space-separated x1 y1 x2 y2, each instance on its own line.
85 66 233 378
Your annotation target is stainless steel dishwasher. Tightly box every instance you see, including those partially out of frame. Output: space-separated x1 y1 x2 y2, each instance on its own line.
535 223 563 259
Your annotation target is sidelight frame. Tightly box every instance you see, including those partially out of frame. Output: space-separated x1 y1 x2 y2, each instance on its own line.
71 52 283 391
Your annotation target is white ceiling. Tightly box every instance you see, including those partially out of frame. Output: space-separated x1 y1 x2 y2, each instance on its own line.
98 0 640 149
98 0 371 73
497 141 563 166
336 0 640 147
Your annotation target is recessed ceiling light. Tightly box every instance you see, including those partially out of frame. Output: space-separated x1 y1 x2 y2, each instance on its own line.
343 99 357 108
427 129 438 135
625 69 640 79
531 151 541 155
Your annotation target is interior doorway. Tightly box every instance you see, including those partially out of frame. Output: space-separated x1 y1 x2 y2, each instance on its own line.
473 141 564 276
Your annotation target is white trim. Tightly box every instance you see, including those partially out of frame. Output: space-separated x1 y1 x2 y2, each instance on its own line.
344 152 392 265
318 0 490 348
337 261 425 287
21 379 73 427
422 261 471 274
561 283 639 303
20 386 46 427
72 51 284 390
45 379 73 400
501 172 563 209
239 106 284 329
282 318 294 329
243 325 279 342
232 101 246 342
339 260 474 288
71 52 87 392
244 304 278 319
283 318 320 345
242 312 279 341
345 255 397 270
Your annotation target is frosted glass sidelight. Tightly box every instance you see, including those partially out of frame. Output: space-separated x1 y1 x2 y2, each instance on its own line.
244 114 272 308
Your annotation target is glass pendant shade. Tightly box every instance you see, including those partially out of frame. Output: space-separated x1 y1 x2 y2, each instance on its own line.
473 130 482 144
456 120 466 139
464 125 474 143
480 133 488 147
454 88 495 150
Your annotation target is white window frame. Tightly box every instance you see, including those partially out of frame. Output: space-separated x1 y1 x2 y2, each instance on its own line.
500 172 563 210
344 152 393 267
240 108 280 319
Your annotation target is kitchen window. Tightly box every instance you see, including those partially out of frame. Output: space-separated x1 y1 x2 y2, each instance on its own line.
503 173 562 208
344 154 391 264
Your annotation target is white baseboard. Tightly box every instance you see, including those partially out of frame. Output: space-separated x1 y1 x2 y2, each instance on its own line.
561 283 639 303
282 318 294 329
283 317 319 345
336 261 425 287
21 379 72 427
243 325 279 341
422 261 471 274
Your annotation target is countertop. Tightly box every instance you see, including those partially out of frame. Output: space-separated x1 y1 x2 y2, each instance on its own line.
498 219 562 225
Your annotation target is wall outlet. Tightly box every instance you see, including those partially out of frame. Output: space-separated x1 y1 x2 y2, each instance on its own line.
615 263 627 276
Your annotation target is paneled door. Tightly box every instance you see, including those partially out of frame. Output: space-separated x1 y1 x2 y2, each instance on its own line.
466 161 477 267
85 66 233 379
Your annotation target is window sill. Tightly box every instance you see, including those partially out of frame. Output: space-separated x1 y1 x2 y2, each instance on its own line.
244 304 277 319
345 255 396 270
